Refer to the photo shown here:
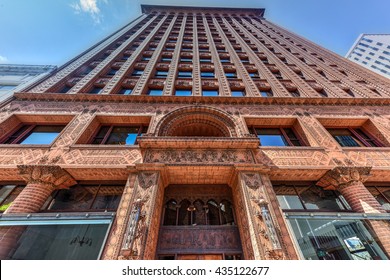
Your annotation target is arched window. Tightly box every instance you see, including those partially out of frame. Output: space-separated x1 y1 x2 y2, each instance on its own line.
163 200 178 226
178 199 192 225
220 200 235 225
193 199 206 225
207 200 220 225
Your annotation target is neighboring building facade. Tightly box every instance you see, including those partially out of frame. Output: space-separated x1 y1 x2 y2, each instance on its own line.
346 34 390 79
0 5 390 260
0 64 56 103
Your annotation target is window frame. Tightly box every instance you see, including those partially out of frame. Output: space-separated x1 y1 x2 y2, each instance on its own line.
0 124 66 145
327 127 383 147
252 126 306 147
89 124 146 145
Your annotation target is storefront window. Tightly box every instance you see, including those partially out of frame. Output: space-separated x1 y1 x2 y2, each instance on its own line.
287 217 388 260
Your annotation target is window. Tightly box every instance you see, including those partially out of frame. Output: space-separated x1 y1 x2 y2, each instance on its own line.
0 85 17 90
147 89 163 96
0 185 24 212
202 90 218 96
367 186 390 212
177 71 192 78
155 71 168 78
141 57 151 61
132 70 143 76
274 184 350 211
327 128 381 147
199 58 212 63
59 85 71 93
260 91 273 97
161 57 172 62
175 90 192 96
106 69 118 76
44 184 125 211
90 125 147 145
117 88 132 95
1 125 65 145
255 127 302 146
225 72 237 78
89 87 103 94
249 72 259 78
200 72 214 78
180 58 192 62
220 59 230 63
231 91 245 97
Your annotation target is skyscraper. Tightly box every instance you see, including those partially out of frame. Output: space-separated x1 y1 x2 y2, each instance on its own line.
346 34 390 79
0 5 389 260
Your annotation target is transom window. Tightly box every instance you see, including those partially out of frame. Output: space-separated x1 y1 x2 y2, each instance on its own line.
327 128 381 147
274 184 350 211
90 125 147 145
254 127 303 146
1 125 65 145
43 184 125 211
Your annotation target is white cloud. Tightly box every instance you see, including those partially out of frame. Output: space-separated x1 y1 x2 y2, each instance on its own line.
0 55 8 63
70 0 105 24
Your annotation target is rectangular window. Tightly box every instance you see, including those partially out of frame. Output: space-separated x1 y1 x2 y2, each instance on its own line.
231 91 245 97
91 125 146 145
202 90 219 96
117 88 132 95
225 72 237 78
260 91 273 97
155 71 168 78
90 87 103 94
199 58 212 63
161 57 172 62
148 89 163 96
255 127 302 146
175 90 192 96
180 58 192 62
177 72 192 78
132 70 143 77
106 69 118 76
220 59 230 63
327 128 380 147
2 125 65 145
45 184 125 211
200 72 215 78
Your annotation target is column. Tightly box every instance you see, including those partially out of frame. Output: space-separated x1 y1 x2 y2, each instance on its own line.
103 171 164 260
317 167 390 257
0 165 76 259
233 171 287 260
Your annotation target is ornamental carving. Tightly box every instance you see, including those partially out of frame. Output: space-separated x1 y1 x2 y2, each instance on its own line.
316 166 372 189
137 172 159 189
241 172 262 189
17 164 76 189
144 149 253 164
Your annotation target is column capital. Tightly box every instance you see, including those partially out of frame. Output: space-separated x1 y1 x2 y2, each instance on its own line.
317 166 372 190
17 165 77 189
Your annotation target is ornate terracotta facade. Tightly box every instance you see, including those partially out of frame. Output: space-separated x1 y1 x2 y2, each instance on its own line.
0 5 389 260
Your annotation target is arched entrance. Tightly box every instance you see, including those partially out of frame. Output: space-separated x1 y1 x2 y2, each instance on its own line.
156 185 243 260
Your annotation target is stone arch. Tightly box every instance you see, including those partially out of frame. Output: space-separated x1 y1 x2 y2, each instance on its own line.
155 106 239 137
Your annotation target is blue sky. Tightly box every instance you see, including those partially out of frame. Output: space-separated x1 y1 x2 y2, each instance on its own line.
0 0 389 66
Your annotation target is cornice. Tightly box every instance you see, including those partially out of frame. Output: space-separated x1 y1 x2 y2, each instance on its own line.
13 92 390 107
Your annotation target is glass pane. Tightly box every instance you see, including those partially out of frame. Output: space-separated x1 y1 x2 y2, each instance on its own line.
284 128 301 146
298 185 347 210
0 186 23 212
175 90 192 96
91 126 110 144
92 186 124 210
19 125 64 145
328 129 364 147
118 88 132 95
47 186 97 211
374 187 390 211
4 125 30 144
231 91 244 97
201 72 214 77
274 186 304 210
148 89 163 96
163 200 177 226
202 90 218 96
257 128 288 146
288 218 388 260
106 126 139 145
7 224 108 260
